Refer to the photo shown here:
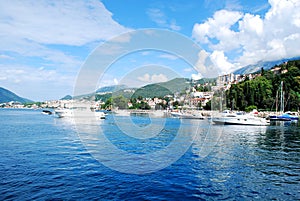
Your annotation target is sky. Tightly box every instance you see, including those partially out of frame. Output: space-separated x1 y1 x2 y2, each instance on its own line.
0 0 300 101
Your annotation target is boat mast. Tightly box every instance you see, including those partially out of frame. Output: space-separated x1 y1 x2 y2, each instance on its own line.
275 90 278 115
280 81 284 114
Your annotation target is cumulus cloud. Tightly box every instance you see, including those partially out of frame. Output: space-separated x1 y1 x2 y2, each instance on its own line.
137 73 168 83
0 0 131 100
191 73 202 80
0 0 130 68
192 0 300 73
193 10 242 51
0 0 130 46
210 50 235 74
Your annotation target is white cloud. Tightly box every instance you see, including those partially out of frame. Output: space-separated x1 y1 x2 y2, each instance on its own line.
113 78 119 85
151 74 168 83
0 0 130 46
0 54 14 60
0 0 132 100
147 8 181 31
137 73 168 83
138 73 151 82
0 0 130 68
170 20 181 31
191 73 202 80
193 10 242 51
210 50 234 74
0 64 75 100
192 0 300 71
159 54 178 60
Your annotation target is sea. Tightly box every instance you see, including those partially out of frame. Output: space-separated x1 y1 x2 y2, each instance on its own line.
0 108 299 200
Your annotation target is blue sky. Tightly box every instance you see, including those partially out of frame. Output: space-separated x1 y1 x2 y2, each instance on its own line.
0 0 300 101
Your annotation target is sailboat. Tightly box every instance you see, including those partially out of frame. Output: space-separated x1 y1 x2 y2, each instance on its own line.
269 81 299 121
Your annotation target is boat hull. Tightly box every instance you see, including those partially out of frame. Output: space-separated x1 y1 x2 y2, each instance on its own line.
212 119 270 126
212 116 270 126
55 109 106 119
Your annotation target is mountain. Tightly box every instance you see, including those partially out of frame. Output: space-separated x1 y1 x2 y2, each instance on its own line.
60 95 73 100
233 57 300 75
94 78 192 102
96 85 127 93
227 59 300 111
131 78 191 98
0 87 32 103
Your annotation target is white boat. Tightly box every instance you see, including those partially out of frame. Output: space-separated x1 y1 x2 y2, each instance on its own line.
170 111 204 119
55 108 106 119
212 110 270 126
54 108 74 118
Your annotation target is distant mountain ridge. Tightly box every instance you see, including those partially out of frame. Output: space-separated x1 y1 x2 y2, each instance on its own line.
0 87 32 103
131 78 191 98
96 85 127 93
233 57 300 74
63 57 300 101
60 95 73 100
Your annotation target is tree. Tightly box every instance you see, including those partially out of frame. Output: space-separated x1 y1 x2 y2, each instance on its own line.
112 95 128 109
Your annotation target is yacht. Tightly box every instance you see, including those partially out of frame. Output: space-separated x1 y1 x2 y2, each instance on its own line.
211 110 270 126
55 108 106 119
170 111 204 119
54 108 73 118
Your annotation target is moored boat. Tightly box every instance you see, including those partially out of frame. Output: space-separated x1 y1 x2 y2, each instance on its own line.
170 111 204 119
41 109 53 115
212 110 270 126
269 111 299 121
268 81 299 121
55 108 106 119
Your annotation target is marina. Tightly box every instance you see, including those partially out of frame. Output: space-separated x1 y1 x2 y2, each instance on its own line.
1 1 300 200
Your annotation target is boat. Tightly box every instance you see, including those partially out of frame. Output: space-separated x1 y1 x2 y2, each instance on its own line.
170 111 204 119
41 109 53 115
55 108 106 119
94 110 106 119
212 110 270 126
269 111 299 121
54 108 73 118
269 81 299 121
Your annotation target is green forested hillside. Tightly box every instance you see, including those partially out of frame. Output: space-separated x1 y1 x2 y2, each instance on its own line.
226 60 300 111
131 78 191 98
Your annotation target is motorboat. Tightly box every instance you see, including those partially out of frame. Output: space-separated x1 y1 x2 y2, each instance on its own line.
54 108 73 118
212 110 270 126
170 111 204 119
55 108 106 119
269 111 299 121
41 109 53 115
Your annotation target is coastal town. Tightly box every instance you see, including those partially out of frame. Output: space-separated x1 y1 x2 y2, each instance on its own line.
0 72 259 110
1 59 300 122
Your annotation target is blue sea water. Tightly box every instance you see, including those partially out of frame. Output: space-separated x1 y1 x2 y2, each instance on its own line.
0 109 299 200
